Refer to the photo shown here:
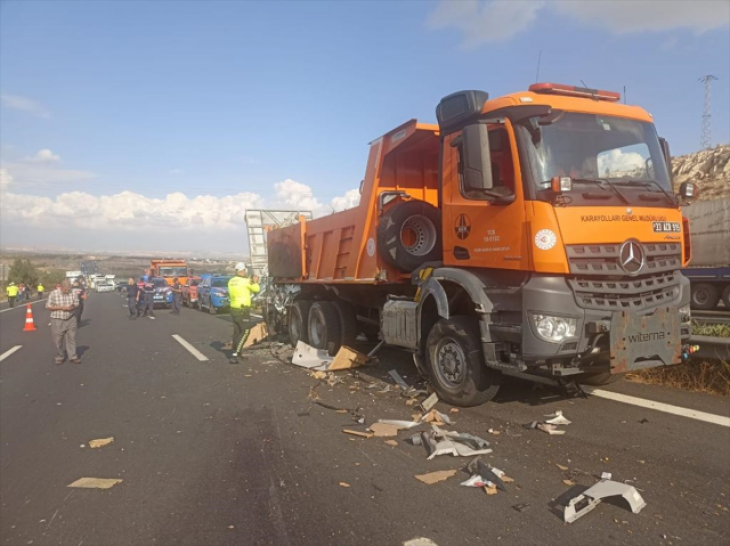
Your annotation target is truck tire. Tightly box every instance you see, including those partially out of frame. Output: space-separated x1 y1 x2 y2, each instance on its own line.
578 372 624 386
722 285 730 309
377 200 441 273
308 301 342 356
333 300 358 347
425 316 501 407
690 283 720 310
289 300 312 347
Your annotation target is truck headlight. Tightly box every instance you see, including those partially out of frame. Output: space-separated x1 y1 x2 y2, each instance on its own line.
679 304 691 325
531 314 577 343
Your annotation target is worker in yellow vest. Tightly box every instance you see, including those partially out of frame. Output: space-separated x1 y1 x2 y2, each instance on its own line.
227 263 260 363
37 283 45 300
6 282 19 308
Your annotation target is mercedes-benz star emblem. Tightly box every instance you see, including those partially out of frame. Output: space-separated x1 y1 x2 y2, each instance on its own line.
626 207 633 215
619 240 645 275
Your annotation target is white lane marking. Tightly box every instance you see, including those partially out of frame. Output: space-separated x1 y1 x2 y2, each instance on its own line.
172 334 209 361
0 345 23 362
0 298 48 314
587 388 730 428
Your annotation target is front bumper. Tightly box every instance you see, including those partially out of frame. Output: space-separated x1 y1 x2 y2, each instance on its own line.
491 273 691 375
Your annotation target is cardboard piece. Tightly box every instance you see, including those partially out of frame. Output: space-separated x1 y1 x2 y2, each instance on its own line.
89 437 114 449
243 322 268 349
67 477 123 489
369 423 399 438
414 469 457 485
327 346 368 371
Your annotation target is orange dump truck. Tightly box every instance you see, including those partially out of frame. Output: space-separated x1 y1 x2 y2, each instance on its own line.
268 83 697 406
150 260 189 286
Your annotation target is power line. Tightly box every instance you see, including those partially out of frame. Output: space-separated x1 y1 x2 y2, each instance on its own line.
699 74 718 150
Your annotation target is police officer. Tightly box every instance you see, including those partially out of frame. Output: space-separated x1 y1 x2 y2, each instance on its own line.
37 283 45 300
6 282 19 308
170 277 182 315
136 277 146 317
228 263 260 364
142 276 156 319
71 278 87 327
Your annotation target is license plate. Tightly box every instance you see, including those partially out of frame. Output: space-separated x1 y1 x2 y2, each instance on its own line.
610 307 681 373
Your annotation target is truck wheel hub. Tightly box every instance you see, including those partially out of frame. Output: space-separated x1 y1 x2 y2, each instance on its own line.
436 339 466 385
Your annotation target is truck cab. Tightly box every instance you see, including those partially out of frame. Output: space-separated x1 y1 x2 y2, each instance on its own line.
268 83 697 406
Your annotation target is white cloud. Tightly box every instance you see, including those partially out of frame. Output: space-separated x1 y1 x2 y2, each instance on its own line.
552 0 729 34
0 179 360 238
427 0 729 45
427 0 544 48
169 169 184 175
0 168 13 191
33 149 61 162
0 93 50 119
331 188 361 212
0 160 95 187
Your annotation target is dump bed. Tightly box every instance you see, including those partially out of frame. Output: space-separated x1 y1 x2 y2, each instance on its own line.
268 119 440 284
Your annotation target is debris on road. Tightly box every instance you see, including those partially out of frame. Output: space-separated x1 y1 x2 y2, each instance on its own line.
419 426 492 460
88 437 114 449
242 322 268 349
544 410 572 426
369 423 399 437
537 423 566 436
342 429 374 439
378 418 422 430
388 369 410 391
512 503 530 513
564 479 647 523
556 463 569 471
414 469 457 485
465 456 509 491
421 409 452 426
328 346 368 371
339 481 351 488
67 477 123 489
292 341 333 369
384 439 398 447
563 479 576 486
601 472 613 480
420 392 439 412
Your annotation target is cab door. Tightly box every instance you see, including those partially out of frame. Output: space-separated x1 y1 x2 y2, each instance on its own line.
442 119 529 270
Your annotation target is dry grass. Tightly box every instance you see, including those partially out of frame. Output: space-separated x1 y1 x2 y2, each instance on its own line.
627 322 730 396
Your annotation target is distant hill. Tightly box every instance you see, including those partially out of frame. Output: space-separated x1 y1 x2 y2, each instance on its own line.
672 144 730 201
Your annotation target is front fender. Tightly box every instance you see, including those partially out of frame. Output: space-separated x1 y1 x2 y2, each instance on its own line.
418 277 450 319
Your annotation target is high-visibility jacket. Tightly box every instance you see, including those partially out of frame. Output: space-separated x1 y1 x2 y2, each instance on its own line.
6 285 19 297
37 285 45 292
228 276 260 309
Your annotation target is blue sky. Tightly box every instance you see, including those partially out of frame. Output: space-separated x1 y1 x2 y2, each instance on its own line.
1 0 729 254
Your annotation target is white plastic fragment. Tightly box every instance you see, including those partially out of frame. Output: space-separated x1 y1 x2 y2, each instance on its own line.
544 410 572 426
537 423 566 435
378 419 422 430
563 479 647 523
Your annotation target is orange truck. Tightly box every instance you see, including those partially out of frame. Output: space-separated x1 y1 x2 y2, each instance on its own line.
149 260 189 286
268 82 698 406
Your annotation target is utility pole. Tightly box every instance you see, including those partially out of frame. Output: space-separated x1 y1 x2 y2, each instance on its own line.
699 75 718 150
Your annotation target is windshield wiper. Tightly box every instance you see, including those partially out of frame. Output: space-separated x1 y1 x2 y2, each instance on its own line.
571 178 631 205
615 180 677 206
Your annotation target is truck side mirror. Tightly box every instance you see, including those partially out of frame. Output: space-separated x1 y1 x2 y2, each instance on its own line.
659 137 673 182
453 123 493 193
678 182 697 201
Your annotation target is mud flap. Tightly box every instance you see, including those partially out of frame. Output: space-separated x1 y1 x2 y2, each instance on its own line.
610 307 681 374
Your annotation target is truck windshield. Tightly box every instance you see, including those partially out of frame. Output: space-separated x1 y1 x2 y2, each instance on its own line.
517 111 671 198
159 267 187 277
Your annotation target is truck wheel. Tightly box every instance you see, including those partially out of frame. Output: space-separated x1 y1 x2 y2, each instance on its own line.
289 300 312 347
722 285 730 309
333 300 358 347
377 200 441 273
578 372 624 386
425 316 501 407
690 283 720 310
308 301 342 356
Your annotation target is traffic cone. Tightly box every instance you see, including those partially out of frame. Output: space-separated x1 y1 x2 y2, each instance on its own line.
23 304 37 332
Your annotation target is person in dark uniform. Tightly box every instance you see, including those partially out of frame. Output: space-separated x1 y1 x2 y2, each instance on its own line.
170 277 182 315
71 278 87 327
126 277 139 320
142 276 156 319
136 277 146 317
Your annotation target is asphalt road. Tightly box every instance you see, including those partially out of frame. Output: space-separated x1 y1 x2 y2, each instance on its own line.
1 293 728 546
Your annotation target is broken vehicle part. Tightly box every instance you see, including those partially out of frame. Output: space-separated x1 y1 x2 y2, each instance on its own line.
292 341 333 369
420 392 439 412
466 457 506 491
378 419 422 430
537 423 566 435
420 428 492 460
544 410 572 425
563 479 647 524
388 369 411 391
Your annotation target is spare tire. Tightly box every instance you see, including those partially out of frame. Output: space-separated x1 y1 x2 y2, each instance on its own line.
377 200 441 273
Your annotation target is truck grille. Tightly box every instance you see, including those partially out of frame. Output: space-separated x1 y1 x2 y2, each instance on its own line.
567 271 680 312
565 242 682 276
565 243 682 312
